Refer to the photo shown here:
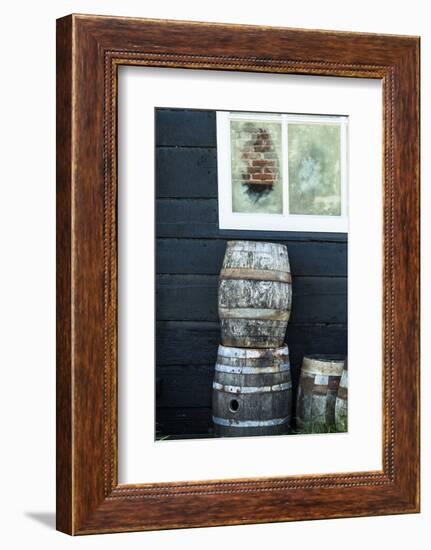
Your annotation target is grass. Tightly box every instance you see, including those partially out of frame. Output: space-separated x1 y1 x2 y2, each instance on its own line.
292 418 347 435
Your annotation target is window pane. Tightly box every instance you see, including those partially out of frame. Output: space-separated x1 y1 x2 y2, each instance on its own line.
230 120 283 214
288 123 342 216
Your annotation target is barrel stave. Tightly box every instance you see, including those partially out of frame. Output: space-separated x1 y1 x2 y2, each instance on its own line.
219 279 291 310
212 344 292 437
222 240 290 273
220 319 288 348
296 356 345 432
218 241 291 348
216 353 288 371
335 368 348 432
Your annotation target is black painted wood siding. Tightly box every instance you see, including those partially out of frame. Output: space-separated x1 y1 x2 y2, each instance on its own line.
155 109 348 437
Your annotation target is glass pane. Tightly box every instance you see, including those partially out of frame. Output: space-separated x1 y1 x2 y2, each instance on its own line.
230 119 283 214
288 123 342 216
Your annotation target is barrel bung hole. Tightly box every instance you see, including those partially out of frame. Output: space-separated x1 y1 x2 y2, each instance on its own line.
229 399 240 412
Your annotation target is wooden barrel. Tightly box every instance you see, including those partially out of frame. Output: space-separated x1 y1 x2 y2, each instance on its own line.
218 241 292 348
335 367 348 432
296 355 345 432
212 344 292 437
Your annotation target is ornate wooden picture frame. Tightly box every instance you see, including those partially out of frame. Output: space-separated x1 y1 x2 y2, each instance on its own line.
56 14 420 534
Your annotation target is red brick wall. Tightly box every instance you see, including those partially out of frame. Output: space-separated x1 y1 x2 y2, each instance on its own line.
239 127 280 193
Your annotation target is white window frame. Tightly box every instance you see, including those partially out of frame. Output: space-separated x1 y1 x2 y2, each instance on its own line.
216 110 349 233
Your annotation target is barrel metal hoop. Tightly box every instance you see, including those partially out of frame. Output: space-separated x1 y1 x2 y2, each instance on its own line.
215 362 290 374
213 381 292 393
220 267 292 283
218 307 290 321
212 416 290 427
337 387 348 400
217 345 289 359
301 364 345 376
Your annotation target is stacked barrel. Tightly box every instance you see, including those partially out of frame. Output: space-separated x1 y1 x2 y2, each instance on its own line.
296 355 347 433
335 363 348 432
212 241 293 437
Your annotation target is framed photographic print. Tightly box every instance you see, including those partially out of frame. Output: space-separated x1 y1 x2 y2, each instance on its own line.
56 14 420 534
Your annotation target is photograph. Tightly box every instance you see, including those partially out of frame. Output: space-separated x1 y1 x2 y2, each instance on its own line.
155 108 348 440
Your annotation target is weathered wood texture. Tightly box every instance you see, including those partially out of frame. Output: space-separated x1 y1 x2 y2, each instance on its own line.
157 322 347 368
296 355 345 431
157 275 347 323
218 241 292 348
157 238 347 275
56 16 73 536
212 345 292 437
157 407 213 436
57 14 419 535
156 110 347 435
335 368 348 432
156 109 216 147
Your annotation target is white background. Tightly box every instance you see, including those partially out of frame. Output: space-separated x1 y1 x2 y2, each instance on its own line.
118 68 382 483
0 1 428 548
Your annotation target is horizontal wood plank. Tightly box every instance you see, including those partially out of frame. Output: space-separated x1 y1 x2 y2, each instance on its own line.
156 406 213 436
155 363 298 421
156 149 217 198
156 364 214 408
157 274 347 324
156 109 216 147
290 277 347 324
157 238 347 276
156 321 347 368
156 321 220 366
156 198 347 241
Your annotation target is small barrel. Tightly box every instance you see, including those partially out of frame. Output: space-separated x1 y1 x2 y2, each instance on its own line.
335 367 348 432
296 355 345 432
218 241 292 348
212 344 292 437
